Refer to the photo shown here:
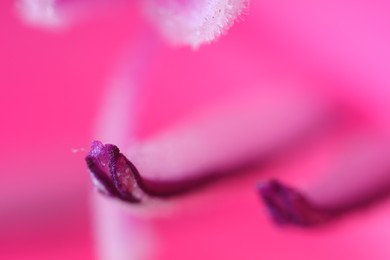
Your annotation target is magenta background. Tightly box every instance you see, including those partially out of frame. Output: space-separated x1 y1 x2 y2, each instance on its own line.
1 0 390 259
0 1 138 259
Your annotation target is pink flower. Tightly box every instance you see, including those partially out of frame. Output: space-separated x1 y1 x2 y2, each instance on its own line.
21 0 390 227
17 1 390 258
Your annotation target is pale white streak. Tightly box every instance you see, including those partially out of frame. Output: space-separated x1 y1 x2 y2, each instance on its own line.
93 32 160 146
17 0 64 28
16 0 130 29
142 0 249 48
92 194 156 260
94 76 135 146
127 84 333 181
71 147 85 153
91 33 163 259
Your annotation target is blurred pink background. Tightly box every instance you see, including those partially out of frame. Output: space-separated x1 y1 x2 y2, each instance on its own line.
0 1 139 258
2 0 390 259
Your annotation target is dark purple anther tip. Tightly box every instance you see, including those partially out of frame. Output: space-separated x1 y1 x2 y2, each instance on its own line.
85 140 230 202
86 140 146 203
257 179 329 227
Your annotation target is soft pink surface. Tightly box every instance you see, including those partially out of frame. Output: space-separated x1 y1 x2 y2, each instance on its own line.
148 139 390 260
2 0 390 259
0 1 138 259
